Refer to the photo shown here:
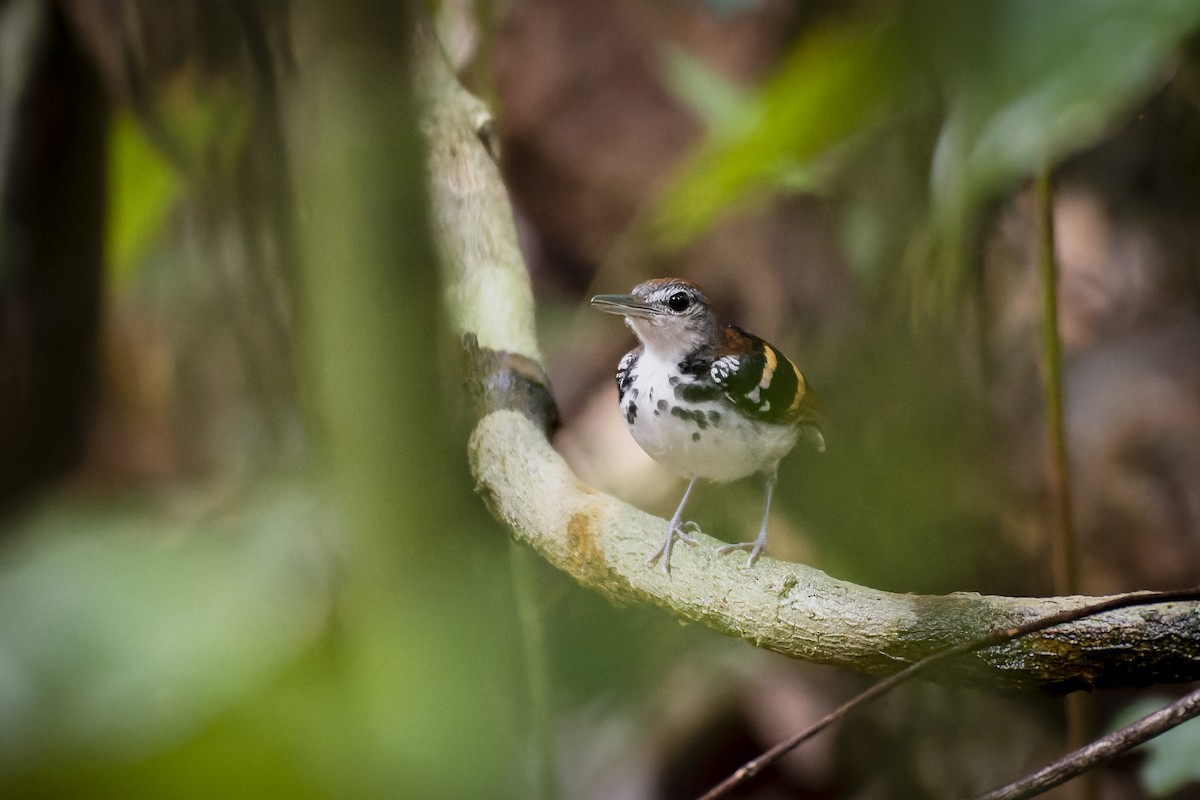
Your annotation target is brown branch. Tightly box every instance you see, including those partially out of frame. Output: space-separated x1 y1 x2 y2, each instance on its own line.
699 585 1200 800
975 686 1200 800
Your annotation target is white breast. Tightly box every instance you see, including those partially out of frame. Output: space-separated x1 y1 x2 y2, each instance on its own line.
620 351 798 483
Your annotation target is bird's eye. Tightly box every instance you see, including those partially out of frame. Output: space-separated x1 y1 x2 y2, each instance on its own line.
667 292 692 312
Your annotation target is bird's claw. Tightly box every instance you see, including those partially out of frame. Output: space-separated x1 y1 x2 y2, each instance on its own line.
718 541 764 568
646 543 674 576
647 522 702 574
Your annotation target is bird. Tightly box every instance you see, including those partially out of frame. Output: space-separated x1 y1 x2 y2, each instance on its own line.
591 277 824 574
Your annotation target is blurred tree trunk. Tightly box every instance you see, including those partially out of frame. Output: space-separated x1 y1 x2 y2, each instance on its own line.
0 0 106 513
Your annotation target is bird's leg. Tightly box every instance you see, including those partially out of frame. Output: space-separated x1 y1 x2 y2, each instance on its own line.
646 477 699 574
718 469 776 567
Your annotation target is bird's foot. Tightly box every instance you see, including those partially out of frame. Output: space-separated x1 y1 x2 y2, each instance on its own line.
646 522 702 574
676 520 701 546
717 540 765 568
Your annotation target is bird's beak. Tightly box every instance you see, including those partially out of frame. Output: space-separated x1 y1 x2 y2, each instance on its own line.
590 294 658 319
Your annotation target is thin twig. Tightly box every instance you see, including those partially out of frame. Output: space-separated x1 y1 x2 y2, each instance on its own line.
698 584 1200 800
974 686 1200 800
1035 169 1093 800
1036 170 1077 595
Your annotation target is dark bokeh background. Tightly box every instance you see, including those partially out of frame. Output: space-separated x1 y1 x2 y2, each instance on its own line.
2 0 1200 797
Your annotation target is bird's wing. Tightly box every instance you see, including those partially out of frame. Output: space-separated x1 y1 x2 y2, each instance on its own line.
709 327 822 433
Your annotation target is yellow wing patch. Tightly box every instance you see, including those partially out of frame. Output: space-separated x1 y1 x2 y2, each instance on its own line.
758 345 778 390
787 361 806 415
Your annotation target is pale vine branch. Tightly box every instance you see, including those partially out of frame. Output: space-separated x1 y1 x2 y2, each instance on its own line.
416 28 1200 693
703 585 1200 800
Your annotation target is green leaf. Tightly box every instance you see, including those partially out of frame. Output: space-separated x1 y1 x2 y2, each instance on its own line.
0 483 334 769
652 16 913 247
925 0 1200 230
1110 695 1200 796
660 45 754 133
106 112 181 286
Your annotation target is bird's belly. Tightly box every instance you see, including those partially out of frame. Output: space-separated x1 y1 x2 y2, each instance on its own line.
622 377 798 482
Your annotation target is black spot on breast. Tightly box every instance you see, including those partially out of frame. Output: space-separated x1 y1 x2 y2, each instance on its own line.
630 387 639 399
708 410 721 425
625 401 638 425
656 399 667 412
676 381 722 404
692 432 701 442
671 406 709 429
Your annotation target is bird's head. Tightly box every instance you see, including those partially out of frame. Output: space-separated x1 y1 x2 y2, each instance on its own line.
591 278 719 362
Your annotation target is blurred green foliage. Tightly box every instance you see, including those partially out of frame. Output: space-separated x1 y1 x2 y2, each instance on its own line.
4 3 528 798
105 112 181 287
7 1 1200 797
655 17 910 248
0 483 333 781
1111 695 1200 796
656 0 1200 274
660 47 754 141
923 0 1200 237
